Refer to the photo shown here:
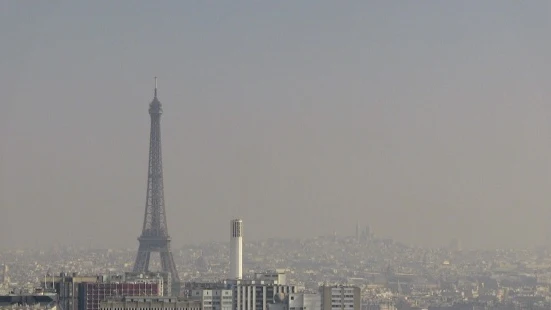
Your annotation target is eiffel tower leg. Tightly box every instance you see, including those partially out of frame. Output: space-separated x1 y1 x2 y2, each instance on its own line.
133 244 151 273
159 248 180 282
160 247 180 296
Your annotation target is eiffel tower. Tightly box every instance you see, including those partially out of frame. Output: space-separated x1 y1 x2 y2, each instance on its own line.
133 78 180 287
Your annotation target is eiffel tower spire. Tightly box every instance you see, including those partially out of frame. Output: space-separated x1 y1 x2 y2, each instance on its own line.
154 76 158 99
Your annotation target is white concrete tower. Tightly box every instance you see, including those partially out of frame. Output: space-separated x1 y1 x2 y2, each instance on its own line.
230 219 243 279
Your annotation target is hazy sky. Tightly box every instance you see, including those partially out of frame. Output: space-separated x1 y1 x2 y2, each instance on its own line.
1 1 550 250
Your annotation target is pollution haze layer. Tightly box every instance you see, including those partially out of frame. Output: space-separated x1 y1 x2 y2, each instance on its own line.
0 1 550 250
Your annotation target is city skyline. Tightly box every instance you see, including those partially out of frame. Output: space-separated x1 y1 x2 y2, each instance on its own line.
1 1 551 249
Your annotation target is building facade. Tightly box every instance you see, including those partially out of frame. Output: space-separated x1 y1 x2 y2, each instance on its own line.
42 273 166 310
288 293 321 310
100 296 200 310
124 272 172 297
0 292 58 310
232 282 295 310
190 289 232 310
266 292 321 310
78 280 162 310
320 286 360 310
44 273 98 310
254 271 286 285
187 276 296 310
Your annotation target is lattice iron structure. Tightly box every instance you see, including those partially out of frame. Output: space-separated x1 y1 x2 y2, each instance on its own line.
133 78 180 284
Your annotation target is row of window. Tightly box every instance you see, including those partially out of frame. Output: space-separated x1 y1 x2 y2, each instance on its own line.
100 308 200 310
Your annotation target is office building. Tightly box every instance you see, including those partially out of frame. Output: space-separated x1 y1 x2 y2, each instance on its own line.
43 273 98 310
320 286 360 310
228 279 296 310
78 279 162 310
124 272 172 297
288 293 321 310
189 289 232 310
100 296 200 310
186 271 296 310
43 272 166 310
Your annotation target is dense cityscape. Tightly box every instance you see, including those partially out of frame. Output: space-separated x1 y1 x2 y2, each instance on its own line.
3 231 551 309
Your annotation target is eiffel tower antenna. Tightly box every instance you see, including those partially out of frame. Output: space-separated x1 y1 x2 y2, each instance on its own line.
154 77 158 98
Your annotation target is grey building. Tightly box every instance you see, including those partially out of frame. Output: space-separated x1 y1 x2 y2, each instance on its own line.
190 289 232 310
289 293 321 310
267 292 321 310
100 296 200 310
319 286 360 310
227 280 295 310
0 290 58 310
43 272 170 310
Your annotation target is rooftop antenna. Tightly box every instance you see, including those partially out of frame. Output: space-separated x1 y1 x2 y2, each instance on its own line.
154 77 158 98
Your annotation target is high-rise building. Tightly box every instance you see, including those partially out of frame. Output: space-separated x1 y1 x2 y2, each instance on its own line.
133 78 180 293
319 286 360 310
230 219 243 280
